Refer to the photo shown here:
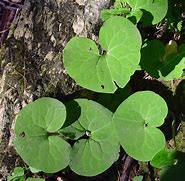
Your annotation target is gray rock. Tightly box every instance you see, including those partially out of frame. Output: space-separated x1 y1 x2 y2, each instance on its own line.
0 0 110 180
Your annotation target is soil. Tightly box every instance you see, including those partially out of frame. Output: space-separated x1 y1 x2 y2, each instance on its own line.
0 0 185 181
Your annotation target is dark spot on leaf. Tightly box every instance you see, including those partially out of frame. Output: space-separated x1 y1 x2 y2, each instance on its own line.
100 48 107 55
19 132 25 138
89 47 92 51
101 85 105 89
102 49 107 55
144 123 148 127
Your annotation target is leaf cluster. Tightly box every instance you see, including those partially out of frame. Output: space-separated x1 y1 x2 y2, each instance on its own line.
13 0 185 180
14 92 167 176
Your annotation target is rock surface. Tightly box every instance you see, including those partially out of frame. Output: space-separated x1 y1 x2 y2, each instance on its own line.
0 0 110 180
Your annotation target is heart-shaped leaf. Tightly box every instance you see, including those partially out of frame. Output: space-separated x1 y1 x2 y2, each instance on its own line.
63 16 141 93
14 98 71 173
133 176 143 181
113 91 167 161
125 0 168 24
69 99 119 176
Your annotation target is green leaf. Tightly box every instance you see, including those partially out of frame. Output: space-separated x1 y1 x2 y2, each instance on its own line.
7 167 25 181
177 21 183 32
101 8 130 21
69 99 119 176
19 178 25 181
14 98 71 173
59 100 85 140
133 176 143 181
101 9 116 21
127 9 143 24
140 40 185 80
113 91 167 161
125 0 168 24
64 16 141 93
154 150 185 181
159 43 185 81
29 167 41 174
163 40 178 59
97 83 132 112
26 178 45 181
59 120 85 140
140 40 165 78
151 148 176 169
62 100 81 128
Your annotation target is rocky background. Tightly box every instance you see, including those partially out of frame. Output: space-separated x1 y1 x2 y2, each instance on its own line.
0 0 111 180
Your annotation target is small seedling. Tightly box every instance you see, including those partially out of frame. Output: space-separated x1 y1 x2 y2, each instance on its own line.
7 167 25 181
